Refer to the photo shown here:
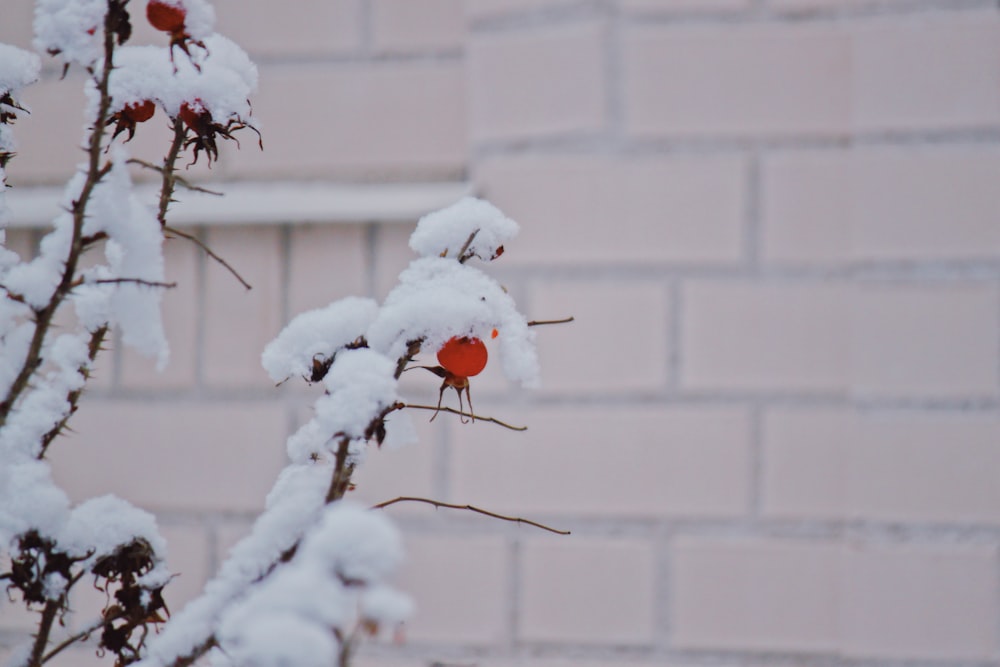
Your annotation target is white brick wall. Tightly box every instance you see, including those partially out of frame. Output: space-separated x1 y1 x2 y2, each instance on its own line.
3 1 1000 666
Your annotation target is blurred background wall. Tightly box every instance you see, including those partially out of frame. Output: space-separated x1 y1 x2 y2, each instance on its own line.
3 1 1000 666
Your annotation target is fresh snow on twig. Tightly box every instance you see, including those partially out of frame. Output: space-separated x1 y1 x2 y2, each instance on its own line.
409 196 518 262
367 257 540 387
93 34 257 124
261 296 378 384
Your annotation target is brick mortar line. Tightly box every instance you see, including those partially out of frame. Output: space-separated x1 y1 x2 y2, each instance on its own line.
605 3 625 139
487 262 1000 282
620 0 997 26
464 0 994 34
666 280 681 392
653 523 673 653
358 639 1000 666
472 127 1000 158
76 387 1000 413
281 513 1000 545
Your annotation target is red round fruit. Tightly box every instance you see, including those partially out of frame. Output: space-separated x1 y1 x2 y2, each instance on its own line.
124 100 156 123
178 99 209 131
147 0 186 34
437 336 488 378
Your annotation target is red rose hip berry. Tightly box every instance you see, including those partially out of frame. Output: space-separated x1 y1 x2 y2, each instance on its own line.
147 0 186 34
437 336 488 378
124 100 155 123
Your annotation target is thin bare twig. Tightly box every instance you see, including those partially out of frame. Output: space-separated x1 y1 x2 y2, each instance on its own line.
163 225 252 290
92 278 178 289
127 158 223 197
42 617 104 664
403 403 527 431
372 496 571 535
527 316 575 327
456 229 479 263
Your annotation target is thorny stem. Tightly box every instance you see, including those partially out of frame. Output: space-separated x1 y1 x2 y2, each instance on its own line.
27 598 61 667
156 119 188 227
372 496 571 536
28 571 85 667
167 637 216 667
404 403 527 431
0 11 117 428
37 325 108 459
325 437 354 504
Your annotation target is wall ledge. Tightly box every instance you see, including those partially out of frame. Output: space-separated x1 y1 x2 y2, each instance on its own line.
3 180 473 229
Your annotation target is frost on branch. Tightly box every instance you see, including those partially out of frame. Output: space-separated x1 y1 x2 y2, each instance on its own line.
261 296 378 385
34 0 110 67
368 257 540 388
0 43 40 230
216 503 411 667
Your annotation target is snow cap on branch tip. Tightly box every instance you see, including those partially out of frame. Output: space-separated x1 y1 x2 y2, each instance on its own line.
94 34 257 123
409 196 519 262
0 44 40 100
261 296 378 384
366 257 541 387
59 494 168 567
34 0 107 67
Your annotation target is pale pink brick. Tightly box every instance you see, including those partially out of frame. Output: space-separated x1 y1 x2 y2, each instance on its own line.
467 22 606 141
346 416 439 510
475 155 746 265
681 282 850 392
770 0 910 8
848 413 1000 524
853 283 999 398
764 410 1000 524
3 230 35 262
672 537 840 651
352 660 426 667
159 524 212 611
852 147 1000 261
226 62 466 180
853 14 1000 132
530 280 669 394
202 225 283 388
761 151 851 264
45 648 107 667
622 0 750 11
287 224 368 317
0 0 33 49
372 0 464 54
520 538 656 644
624 23 850 137
761 408 850 520
465 0 579 21
843 546 999 659
212 0 362 57
398 535 509 644
372 223 417 301
764 147 1000 263
7 73 89 186
119 237 200 389
450 406 752 518
48 400 288 512
477 662 668 667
